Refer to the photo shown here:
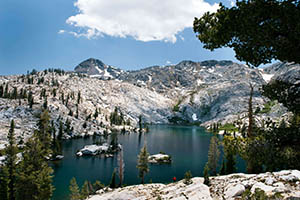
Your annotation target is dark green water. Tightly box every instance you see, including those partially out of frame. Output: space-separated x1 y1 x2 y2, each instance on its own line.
51 125 245 200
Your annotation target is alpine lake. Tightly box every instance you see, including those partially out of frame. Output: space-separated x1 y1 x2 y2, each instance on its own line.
51 125 246 200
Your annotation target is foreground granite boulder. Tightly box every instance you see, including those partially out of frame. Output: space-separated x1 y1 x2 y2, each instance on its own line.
88 170 300 200
89 177 211 200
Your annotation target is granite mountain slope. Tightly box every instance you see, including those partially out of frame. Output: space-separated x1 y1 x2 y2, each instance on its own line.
0 59 298 148
75 58 293 124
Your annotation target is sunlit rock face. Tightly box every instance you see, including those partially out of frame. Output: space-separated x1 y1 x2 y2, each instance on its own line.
1 59 298 147
87 170 300 200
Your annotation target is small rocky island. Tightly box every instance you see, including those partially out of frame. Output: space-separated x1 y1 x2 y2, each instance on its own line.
148 153 171 164
76 143 122 157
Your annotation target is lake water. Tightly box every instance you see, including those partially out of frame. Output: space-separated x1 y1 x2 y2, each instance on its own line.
51 125 245 200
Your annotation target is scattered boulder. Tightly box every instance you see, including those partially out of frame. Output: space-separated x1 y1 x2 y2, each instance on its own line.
251 182 275 195
224 184 245 199
265 177 276 185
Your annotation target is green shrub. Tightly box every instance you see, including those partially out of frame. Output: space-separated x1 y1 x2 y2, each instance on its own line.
184 170 192 185
259 101 276 114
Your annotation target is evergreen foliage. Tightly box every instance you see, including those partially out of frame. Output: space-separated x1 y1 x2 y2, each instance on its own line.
207 136 220 175
11 87 17 100
0 167 8 200
4 84 9 98
109 169 117 189
27 91 34 109
16 133 54 200
138 115 142 133
94 108 98 119
193 0 300 66
110 132 118 151
183 170 192 185
43 97 48 110
77 91 81 105
80 181 90 199
220 160 226 175
65 119 72 135
37 110 52 156
69 177 81 200
223 136 237 174
247 84 254 138
137 145 149 184
58 120 63 140
110 107 125 126
262 80 300 116
6 120 18 200
0 84 3 97
92 181 104 192
203 163 210 186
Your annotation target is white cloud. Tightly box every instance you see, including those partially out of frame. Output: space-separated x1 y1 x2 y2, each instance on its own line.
58 29 65 34
66 0 219 43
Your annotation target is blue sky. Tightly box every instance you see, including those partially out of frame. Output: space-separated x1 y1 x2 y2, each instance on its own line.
0 0 239 75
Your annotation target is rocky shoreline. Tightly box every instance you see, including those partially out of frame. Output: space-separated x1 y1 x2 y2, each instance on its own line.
87 170 300 200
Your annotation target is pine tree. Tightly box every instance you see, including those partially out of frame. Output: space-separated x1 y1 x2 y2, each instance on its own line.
220 160 226 175
65 119 71 136
80 181 90 199
138 115 142 133
22 89 27 99
18 88 23 99
43 96 48 110
37 110 52 156
11 87 17 100
110 132 118 151
75 105 79 119
0 84 4 97
109 169 117 189
223 136 237 174
183 171 192 184
68 109 73 116
0 166 8 200
61 93 64 104
65 94 69 107
94 108 98 119
69 177 81 200
58 120 63 140
203 163 210 186
16 134 54 200
29 96 34 109
77 91 81 105
247 84 254 137
52 88 56 97
93 181 104 192
4 84 9 98
27 91 34 109
207 136 220 176
5 120 18 200
137 145 149 184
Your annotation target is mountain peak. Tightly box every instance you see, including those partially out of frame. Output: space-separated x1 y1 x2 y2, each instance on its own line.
75 58 105 71
74 58 123 79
